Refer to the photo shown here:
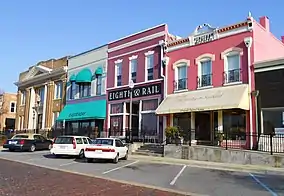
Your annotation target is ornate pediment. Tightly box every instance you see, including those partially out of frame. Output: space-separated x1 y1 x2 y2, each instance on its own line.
190 23 218 46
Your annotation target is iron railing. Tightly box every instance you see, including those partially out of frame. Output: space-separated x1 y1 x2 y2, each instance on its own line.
197 74 212 88
223 68 242 84
174 78 187 91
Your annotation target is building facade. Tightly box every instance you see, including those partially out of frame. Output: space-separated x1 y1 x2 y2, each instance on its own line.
57 45 108 137
255 56 284 135
106 24 169 141
0 92 17 131
14 57 68 132
156 15 284 148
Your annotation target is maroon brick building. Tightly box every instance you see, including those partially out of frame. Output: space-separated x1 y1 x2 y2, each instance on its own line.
106 24 168 141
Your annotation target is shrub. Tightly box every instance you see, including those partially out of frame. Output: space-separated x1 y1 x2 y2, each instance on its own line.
165 126 179 139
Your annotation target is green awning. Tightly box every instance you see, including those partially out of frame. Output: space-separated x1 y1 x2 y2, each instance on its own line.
57 100 106 121
69 74 76 82
95 67 103 75
75 68 92 83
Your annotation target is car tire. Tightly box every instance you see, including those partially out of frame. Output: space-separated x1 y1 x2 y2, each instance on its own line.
86 158 93 163
113 154 119 164
78 149 85 159
29 144 36 152
122 151 128 160
9 148 15 152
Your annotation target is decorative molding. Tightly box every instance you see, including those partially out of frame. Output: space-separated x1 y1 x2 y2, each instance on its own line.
108 31 165 53
221 47 244 59
172 59 190 69
129 55 138 60
144 51 155 56
195 53 215 64
114 59 123 64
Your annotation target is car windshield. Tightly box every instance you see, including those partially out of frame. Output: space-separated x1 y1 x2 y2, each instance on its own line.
93 139 113 146
12 135 29 139
54 137 73 144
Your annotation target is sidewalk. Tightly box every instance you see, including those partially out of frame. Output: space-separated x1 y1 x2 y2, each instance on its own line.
129 154 284 175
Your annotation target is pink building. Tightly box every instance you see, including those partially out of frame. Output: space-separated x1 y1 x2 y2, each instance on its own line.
106 24 169 141
156 14 284 149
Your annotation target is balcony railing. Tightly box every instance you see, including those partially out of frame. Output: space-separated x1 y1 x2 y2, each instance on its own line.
197 74 212 88
224 69 242 84
174 78 187 91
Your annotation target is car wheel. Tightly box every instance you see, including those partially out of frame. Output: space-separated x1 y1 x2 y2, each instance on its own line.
78 149 85 159
48 144 52 150
122 151 128 160
113 154 119 164
29 144 36 152
86 158 93 163
9 148 15 152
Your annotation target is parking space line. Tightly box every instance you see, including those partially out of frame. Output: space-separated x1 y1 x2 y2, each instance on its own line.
249 173 278 196
59 162 78 167
102 160 139 174
170 165 186 186
26 157 46 161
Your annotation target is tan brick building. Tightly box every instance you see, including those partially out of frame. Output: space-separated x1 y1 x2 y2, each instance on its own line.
0 92 17 131
14 57 68 131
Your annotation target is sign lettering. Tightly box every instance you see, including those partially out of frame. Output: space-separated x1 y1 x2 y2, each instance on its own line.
108 83 161 101
194 32 214 45
69 112 86 117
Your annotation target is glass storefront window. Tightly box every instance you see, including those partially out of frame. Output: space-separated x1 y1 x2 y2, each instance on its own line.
110 103 123 114
142 99 158 111
223 109 246 140
141 113 157 136
262 109 284 134
110 116 123 136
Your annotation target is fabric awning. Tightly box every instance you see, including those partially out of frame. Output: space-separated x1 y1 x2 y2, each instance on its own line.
95 67 103 75
156 84 250 115
69 74 76 82
75 68 92 83
57 100 106 121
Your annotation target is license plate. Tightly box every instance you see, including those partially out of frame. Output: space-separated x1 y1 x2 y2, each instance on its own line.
60 146 66 149
9 141 17 144
96 150 102 153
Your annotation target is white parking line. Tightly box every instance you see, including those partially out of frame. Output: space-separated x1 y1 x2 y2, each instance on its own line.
59 162 78 167
170 165 186 186
102 160 139 174
26 157 46 161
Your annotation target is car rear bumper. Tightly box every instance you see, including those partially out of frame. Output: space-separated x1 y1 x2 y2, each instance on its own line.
3 144 28 151
50 148 79 156
85 151 117 159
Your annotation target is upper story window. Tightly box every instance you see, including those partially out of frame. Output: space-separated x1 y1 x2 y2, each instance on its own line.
145 51 154 81
129 55 138 83
222 47 243 84
196 54 215 88
96 75 102 96
173 59 190 91
69 81 77 100
37 87 45 104
21 91 26 105
54 81 63 99
79 83 91 98
115 59 123 87
10 102 16 113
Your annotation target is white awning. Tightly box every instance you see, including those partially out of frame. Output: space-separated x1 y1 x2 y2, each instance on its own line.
156 84 250 115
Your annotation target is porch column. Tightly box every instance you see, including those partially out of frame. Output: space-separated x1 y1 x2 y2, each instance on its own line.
28 88 35 129
138 100 142 137
122 102 126 137
191 112 196 143
41 84 47 129
170 114 173 126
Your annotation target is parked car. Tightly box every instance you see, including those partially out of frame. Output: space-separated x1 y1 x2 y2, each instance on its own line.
50 136 92 158
84 138 128 164
3 133 52 152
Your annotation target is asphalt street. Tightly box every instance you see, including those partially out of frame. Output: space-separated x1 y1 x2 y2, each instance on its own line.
0 149 283 196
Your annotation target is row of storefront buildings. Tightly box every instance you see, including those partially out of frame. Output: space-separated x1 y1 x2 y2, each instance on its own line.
14 14 284 148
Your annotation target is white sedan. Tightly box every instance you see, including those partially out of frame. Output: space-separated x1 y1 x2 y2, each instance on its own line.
84 138 128 163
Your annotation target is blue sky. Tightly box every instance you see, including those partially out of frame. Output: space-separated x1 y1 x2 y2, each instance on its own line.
0 0 282 93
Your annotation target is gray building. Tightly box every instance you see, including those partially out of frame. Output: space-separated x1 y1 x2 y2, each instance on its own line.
255 57 284 134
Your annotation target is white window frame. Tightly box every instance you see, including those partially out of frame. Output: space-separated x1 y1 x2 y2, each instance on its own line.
144 51 155 81
173 59 190 92
221 47 243 85
195 53 215 89
10 101 16 113
21 91 26 105
114 59 123 87
129 55 138 83
54 81 63 99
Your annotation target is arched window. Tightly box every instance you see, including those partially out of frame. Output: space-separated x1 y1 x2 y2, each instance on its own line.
195 53 215 88
173 59 190 91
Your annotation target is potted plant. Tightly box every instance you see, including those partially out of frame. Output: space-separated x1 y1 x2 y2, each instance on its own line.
165 126 179 144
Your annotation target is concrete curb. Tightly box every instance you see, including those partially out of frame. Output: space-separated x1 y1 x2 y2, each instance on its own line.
129 155 284 175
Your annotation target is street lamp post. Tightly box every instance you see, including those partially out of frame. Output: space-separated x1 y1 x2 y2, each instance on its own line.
129 80 134 143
